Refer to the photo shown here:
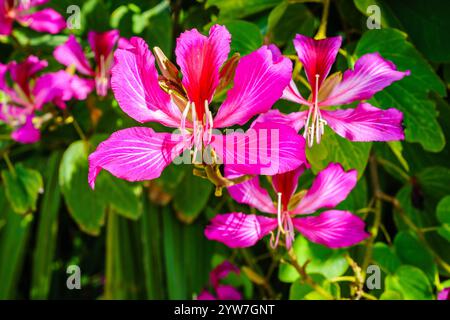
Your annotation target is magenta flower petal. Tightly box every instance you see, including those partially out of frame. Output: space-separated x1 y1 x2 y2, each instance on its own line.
294 163 357 214
293 210 369 248
438 288 450 300
282 79 310 105
11 115 41 144
88 30 120 67
322 103 404 142
9 55 47 96
253 109 308 132
214 46 292 128
211 122 306 176
18 8 66 34
175 24 231 118
272 166 305 209
205 212 277 248
216 285 243 300
197 290 216 300
54 35 94 76
293 34 342 89
111 37 182 127
88 128 187 189
0 63 8 90
0 7 13 35
210 261 240 286
225 167 276 214
320 53 410 106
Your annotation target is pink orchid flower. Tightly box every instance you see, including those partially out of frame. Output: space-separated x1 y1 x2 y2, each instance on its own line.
0 56 92 143
0 0 65 36
88 25 306 188
54 30 121 96
256 34 410 147
197 261 242 300
438 287 450 300
205 163 369 249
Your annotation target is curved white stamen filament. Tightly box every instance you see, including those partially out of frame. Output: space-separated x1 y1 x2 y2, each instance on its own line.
304 74 327 147
277 192 286 234
180 101 191 135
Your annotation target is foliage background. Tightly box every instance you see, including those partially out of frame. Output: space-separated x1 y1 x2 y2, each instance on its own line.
0 0 449 300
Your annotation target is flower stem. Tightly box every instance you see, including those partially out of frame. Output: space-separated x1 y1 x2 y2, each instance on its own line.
315 0 330 39
287 248 334 300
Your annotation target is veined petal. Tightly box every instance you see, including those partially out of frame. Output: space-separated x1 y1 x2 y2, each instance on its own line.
11 115 40 144
176 24 231 118
211 122 306 176
253 109 308 132
282 79 310 105
322 103 404 142
272 166 305 210
320 53 410 106
111 37 182 127
216 285 242 300
293 210 369 248
54 34 93 76
88 127 187 188
214 46 292 128
205 213 277 248
294 163 357 214
18 8 66 34
9 55 47 96
225 167 276 214
88 30 120 67
293 34 342 89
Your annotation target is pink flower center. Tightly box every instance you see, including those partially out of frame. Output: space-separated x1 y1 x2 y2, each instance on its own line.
304 74 327 147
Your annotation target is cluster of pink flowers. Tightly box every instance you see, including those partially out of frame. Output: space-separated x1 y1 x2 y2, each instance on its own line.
1 9 411 259
88 24 409 251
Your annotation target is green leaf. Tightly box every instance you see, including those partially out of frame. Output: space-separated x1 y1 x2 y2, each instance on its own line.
355 28 446 152
394 232 436 281
31 152 62 299
372 242 401 274
206 0 282 19
436 196 450 242
380 290 403 300
354 0 450 62
279 237 349 282
385 265 433 300
173 173 212 223
0 208 33 298
2 164 43 215
306 128 371 179
289 274 339 300
222 20 263 55
418 167 450 203
59 141 106 236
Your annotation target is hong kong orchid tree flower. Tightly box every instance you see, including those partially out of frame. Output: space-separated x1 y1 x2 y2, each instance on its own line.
197 261 242 300
205 163 369 249
88 25 306 193
0 56 92 143
0 0 65 36
438 288 450 300
257 34 410 147
54 30 121 96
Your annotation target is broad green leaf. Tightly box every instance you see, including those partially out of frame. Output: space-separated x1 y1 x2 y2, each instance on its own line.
394 232 436 281
385 265 433 300
388 141 409 172
59 141 106 236
355 29 446 152
372 242 401 274
2 164 43 215
173 173 212 223
279 236 349 282
267 3 317 49
143 4 173 55
140 200 165 299
289 274 339 300
354 0 450 62
306 128 371 179
417 167 450 203
0 208 33 298
436 196 450 242
222 20 263 55
31 152 62 300
380 290 403 300
206 0 281 19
